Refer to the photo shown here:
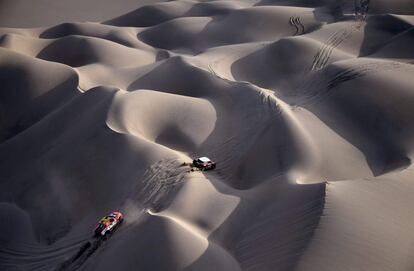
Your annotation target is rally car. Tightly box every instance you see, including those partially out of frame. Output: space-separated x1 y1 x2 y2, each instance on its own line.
94 211 123 237
192 157 216 171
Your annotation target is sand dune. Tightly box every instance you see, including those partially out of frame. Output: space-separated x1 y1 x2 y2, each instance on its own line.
0 48 79 143
0 0 413 270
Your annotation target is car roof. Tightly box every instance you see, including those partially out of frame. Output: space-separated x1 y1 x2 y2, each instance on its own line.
198 157 211 162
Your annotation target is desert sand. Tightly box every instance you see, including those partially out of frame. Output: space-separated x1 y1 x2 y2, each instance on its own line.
0 0 414 270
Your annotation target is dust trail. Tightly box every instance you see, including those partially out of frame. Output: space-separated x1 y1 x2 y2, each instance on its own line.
133 158 189 212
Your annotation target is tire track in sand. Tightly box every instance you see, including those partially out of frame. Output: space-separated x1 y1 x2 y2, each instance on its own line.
289 16 305 36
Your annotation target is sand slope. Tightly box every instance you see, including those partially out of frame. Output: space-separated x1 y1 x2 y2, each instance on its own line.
0 0 413 270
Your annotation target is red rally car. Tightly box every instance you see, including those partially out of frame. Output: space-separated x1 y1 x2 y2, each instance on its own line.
94 211 123 237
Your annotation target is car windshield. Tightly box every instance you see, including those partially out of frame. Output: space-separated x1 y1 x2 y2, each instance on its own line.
198 157 210 163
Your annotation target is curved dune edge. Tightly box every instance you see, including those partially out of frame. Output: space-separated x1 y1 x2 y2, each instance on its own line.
0 0 414 270
296 166 414 271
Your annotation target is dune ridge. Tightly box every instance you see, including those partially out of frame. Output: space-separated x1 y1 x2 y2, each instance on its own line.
0 0 413 270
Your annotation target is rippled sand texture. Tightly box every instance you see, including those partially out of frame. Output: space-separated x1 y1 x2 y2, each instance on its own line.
1 0 414 270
